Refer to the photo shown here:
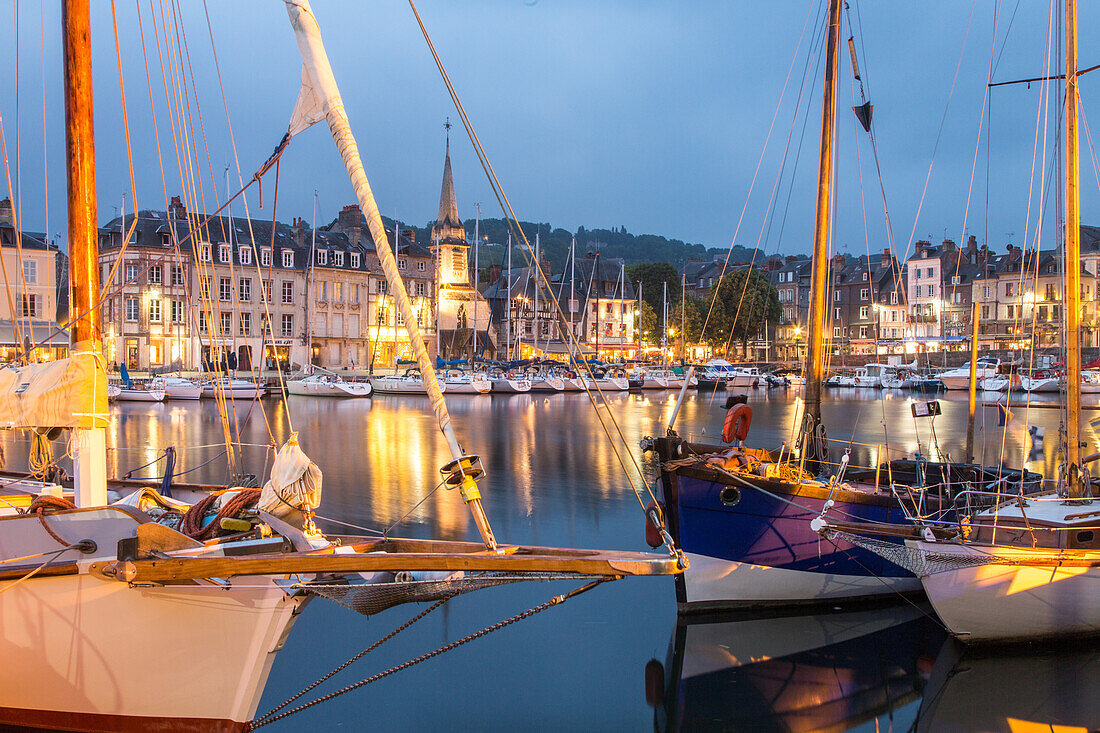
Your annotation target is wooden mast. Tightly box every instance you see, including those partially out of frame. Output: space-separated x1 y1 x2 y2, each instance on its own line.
1065 0 1084 497
64 0 107 507
965 299 979 462
802 0 843 464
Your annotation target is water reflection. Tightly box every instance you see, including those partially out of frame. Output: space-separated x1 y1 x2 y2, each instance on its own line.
650 602 944 732
915 637 1100 732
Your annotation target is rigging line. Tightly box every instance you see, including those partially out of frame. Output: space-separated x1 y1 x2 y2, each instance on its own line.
697 0 821 345
898 1 976 267
991 0 1022 78
199 0 294 434
382 478 446 538
0 114 26 354
408 1 659 509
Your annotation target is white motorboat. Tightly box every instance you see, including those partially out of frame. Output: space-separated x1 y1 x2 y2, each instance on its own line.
109 379 166 402
638 368 678 389
371 373 443 395
1082 370 1100 394
862 363 902 389
978 375 1010 392
850 367 878 388
202 377 266 400
726 367 761 389
156 376 204 400
285 373 372 397
442 371 491 394
935 357 999 390
1019 372 1060 393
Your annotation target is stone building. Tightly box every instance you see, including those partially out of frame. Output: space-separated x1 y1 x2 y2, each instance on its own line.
0 198 67 361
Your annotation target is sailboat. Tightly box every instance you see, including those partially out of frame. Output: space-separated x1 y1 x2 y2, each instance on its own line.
645 0 1041 611
0 2 680 729
817 0 1100 643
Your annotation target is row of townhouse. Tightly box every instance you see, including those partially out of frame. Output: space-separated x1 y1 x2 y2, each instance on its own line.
98 197 438 372
480 254 638 360
0 198 68 361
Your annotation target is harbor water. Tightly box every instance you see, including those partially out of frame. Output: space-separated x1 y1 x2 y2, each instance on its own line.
8 387 1099 730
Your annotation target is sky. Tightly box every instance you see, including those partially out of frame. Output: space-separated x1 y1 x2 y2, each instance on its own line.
2 1 1099 260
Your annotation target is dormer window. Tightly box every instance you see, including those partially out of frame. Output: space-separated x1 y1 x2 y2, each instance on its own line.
282 250 294 268
239 246 252 265
862 272 868 281
316 249 327 266
350 252 360 268
199 243 211 262
334 251 344 267
161 232 171 246
219 244 230 263
398 258 407 270
261 248 271 267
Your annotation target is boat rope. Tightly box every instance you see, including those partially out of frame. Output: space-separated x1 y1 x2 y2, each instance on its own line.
248 577 615 730
0 545 82 596
255 598 449 725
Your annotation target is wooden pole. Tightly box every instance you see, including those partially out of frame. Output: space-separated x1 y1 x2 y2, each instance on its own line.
1065 0 1084 496
802 0 843 462
966 299 979 462
64 0 107 508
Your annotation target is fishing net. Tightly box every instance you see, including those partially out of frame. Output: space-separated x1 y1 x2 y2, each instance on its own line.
825 529 1001 578
301 572 602 617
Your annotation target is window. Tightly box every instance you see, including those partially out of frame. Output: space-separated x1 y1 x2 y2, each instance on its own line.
377 280 387 294
239 312 251 336
331 251 343 267
280 313 294 337
171 264 184 286
282 250 294 268
862 271 868 281
21 294 39 318
351 283 360 304
351 252 360 268
926 267 933 277
860 288 869 301
859 326 868 338
149 299 161 322
891 310 898 322
144 264 160 285
376 302 388 324
219 244 230 263
334 282 344 302
198 311 207 333
220 312 232 335
239 278 252 302
219 277 232 302
316 281 327 303
261 248 272 267
264 279 272 304
171 299 185 323
316 249 327 266
951 275 960 285
833 307 842 320
981 305 990 319
1045 284 1056 301
125 297 139 321
415 282 425 297
890 291 897 305
200 276 211 300
398 258 407 270
834 291 842 302
417 261 425 272
982 285 990 298
282 281 294 304
22 259 37 284
200 243 211 262
859 306 870 319
833 326 842 337
125 263 139 283
916 269 921 280
1006 282 1015 297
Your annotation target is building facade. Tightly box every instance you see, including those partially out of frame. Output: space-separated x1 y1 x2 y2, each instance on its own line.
0 198 67 361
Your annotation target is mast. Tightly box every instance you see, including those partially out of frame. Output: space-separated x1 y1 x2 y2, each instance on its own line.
533 230 539 355
307 191 317 368
570 236 576 344
801 0 843 465
680 272 685 362
595 251 600 360
473 203 479 358
506 231 512 359
662 280 668 367
64 0 107 507
286 1 497 548
965 299 979 463
1065 0 1084 496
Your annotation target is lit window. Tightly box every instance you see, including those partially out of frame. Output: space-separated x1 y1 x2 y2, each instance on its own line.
149 299 161 322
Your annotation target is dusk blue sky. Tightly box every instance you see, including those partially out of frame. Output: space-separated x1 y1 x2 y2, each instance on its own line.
2 1 1099 260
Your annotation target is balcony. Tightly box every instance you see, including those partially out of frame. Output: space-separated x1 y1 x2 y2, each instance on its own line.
909 313 937 323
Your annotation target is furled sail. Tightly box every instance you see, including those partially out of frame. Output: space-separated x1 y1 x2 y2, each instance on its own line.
0 353 108 429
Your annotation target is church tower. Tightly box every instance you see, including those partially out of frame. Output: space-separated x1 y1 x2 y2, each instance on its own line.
431 124 493 357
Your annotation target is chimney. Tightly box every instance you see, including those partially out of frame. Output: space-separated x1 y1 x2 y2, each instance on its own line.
967 235 978 255
831 253 846 269
880 249 891 268
169 195 187 220
338 204 362 245
291 216 306 247
489 263 502 285
915 239 929 256
402 228 416 243
942 238 957 252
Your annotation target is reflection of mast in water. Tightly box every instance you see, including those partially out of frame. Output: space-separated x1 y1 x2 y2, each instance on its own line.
648 602 944 733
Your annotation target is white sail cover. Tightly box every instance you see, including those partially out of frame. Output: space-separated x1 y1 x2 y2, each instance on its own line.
258 432 322 523
0 353 107 430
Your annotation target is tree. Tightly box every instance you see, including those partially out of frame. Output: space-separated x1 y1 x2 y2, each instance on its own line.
704 268 781 358
671 293 706 358
638 300 659 347
626 262 681 316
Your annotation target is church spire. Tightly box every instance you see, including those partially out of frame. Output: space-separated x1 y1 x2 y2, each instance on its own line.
434 118 463 236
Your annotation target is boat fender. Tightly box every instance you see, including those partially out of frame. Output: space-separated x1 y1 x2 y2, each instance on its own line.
644 659 665 706
644 500 665 548
566 371 576 379
722 403 753 444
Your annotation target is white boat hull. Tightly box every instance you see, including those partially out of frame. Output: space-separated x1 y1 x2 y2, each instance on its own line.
597 377 629 391
115 388 166 402
490 379 531 393
529 377 565 392
286 378 372 397
913 541 1100 642
682 552 922 608
160 378 204 400
371 378 442 395
443 379 491 394
727 375 758 388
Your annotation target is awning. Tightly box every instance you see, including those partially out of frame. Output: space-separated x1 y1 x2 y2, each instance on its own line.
0 320 69 348
541 341 596 356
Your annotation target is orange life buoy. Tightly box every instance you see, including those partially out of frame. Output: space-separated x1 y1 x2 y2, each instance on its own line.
566 371 576 379
508 371 515 378
722 403 753 444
